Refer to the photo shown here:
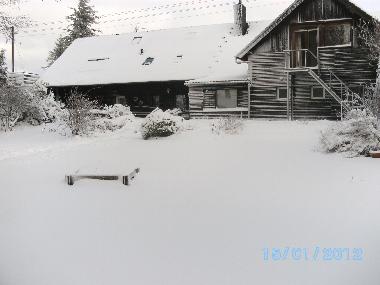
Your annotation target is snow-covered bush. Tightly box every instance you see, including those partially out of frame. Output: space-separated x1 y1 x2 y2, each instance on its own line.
39 93 66 123
92 104 135 132
0 85 39 131
66 90 98 136
141 108 184 140
211 116 244 135
166 108 182 116
320 109 380 156
22 84 67 126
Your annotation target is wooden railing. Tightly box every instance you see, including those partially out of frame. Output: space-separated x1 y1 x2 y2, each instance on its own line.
284 49 319 69
284 49 371 118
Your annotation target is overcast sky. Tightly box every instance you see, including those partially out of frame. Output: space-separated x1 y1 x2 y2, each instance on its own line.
1 0 379 74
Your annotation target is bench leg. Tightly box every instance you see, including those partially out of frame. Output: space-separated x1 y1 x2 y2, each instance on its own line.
66 176 74 186
122 176 129 186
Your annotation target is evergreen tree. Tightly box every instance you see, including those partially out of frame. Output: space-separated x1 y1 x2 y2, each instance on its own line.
47 0 98 66
0 49 7 86
67 0 98 39
47 35 72 66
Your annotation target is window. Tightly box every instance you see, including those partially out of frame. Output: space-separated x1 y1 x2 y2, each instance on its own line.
277 87 288 100
88 57 109 62
153 95 160 107
323 23 352 47
115 96 127 105
311 87 325 99
216 89 237 108
142 57 154 65
349 85 364 97
174 55 183 63
132 36 142 44
176 94 185 110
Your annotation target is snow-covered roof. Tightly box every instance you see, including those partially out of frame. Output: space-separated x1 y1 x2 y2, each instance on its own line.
42 21 270 87
185 25 270 86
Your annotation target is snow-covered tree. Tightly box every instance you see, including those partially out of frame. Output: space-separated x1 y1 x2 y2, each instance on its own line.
0 0 28 39
47 0 98 65
357 19 380 119
47 35 72 66
66 0 98 39
0 85 32 131
66 89 97 135
0 49 7 86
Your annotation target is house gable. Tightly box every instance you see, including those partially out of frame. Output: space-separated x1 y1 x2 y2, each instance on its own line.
236 0 374 59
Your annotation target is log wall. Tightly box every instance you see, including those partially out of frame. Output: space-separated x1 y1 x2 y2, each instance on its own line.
247 46 376 120
188 85 249 118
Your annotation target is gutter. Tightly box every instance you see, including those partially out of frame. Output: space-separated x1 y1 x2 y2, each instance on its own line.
235 58 252 119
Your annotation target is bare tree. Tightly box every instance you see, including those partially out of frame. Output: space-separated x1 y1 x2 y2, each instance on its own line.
66 89 97 135
0 85 31 131
357 19 380 119
0 0 29 39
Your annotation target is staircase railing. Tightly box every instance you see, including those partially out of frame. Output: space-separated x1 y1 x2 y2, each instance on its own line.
284 49 370 118
284 49 319 69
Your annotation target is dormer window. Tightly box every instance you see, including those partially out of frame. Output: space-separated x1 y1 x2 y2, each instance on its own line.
133 36 142 44
88 57 109 62
174 55 183 63
142 57 154 65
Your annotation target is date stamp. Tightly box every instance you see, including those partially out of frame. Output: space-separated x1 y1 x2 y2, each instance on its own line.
263 247 364 262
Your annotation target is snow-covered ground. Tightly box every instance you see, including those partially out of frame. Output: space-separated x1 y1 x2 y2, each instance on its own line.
0 120 379 285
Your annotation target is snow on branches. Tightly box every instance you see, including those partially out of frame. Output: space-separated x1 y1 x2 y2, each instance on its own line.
141 108 184 140
320 109 380 156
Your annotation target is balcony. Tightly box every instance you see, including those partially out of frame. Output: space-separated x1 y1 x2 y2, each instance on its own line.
284 49 319 71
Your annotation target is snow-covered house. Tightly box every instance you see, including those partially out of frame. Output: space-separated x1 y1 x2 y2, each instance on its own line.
42 1 268 117
235 0 377 120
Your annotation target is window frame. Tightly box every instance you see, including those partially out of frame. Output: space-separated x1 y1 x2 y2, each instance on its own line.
311 86 326 99
321 21 353 48
115 95 127 105
290 19 354 51
216 89 238 109
277 87 288 101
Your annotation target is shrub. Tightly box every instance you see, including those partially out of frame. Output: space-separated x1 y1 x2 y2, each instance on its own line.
211 116 244 135
320 109 380 156
40 93 66 123
92 104 135 132
66 90 98 135
141 108 184 140
0 85 37 131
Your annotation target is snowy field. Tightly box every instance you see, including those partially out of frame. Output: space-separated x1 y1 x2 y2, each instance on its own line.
0 120 379 285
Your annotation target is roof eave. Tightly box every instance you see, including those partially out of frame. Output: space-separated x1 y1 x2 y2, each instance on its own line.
185 79 249 87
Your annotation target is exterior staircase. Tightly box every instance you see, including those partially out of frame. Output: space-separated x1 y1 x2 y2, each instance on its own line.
285 49 369 118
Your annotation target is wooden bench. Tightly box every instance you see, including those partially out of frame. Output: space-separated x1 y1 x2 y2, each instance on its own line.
66 168 140 186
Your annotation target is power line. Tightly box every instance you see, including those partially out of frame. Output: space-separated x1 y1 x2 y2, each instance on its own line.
20 0 280 31
17 0 289 36
20 0 237 30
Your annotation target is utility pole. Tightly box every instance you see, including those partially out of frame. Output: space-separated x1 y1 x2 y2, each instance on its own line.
11 26 15 72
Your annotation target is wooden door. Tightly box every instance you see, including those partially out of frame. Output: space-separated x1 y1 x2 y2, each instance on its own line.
293 29 318 68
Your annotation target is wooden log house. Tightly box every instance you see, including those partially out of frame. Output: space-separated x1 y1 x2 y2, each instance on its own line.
235 0 377 120
42 1 268 118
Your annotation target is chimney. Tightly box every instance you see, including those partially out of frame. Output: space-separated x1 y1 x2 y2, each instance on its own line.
234 0 248 36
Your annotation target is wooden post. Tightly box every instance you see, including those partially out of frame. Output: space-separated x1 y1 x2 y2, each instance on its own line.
287 72 290 120
247 80 251 119
11 26 15 72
